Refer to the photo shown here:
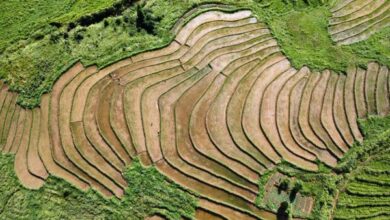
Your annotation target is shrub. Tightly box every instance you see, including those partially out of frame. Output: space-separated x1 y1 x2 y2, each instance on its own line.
279 178 291 192
115 18 122 25
67 22 76 31
103 19 109 27
74 32 84 43
135 4 161 35
290 180 303 202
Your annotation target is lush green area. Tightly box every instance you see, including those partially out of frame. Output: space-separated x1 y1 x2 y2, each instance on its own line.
0 156 198 220
333 116 390 219
253 0 390 72
0 0 120 52
0 0 388 108
257 162 340 219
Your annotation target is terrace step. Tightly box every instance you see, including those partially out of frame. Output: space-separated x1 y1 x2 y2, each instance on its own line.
344 66 363 142
330 0 386 25
27 108 48 179
329 0 390 45
329 1 389 31
298 72 328 151
124 64 184 159
175 10 253 45
173 67 258 194
0 92 17 148
0 91 15 144
49 62 96 190
242 59 290 165
290 77 338 167
110 83 137 159
156 160 267 219
190 74 260 184
83 76 130 169
0 85 8 112
207 59 267 174
260 65 317 171
159 66 258 202
333 75 355 147
197 199 262 220
2 106 21 153
227 54 285 168
321 73 349 154
309 71 344 159
15 109 45 189
332 0 369 17
365 62 380 115
142 68 199 162
276 67 320 164
97 80 133 164
376 66 390 116
355 68 368 118
58 66 117 197
38 94 89 190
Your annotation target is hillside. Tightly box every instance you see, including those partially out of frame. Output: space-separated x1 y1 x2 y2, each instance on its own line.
0 0 389 219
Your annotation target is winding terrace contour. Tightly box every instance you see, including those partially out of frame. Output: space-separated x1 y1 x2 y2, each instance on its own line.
0 8 389 219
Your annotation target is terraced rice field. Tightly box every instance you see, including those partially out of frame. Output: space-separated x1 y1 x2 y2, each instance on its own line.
335 153 390 219
329 0 390 45
0 6 389 219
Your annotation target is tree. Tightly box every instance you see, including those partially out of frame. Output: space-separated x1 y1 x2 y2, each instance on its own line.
135 4 161 35
290 180 303 202
279 178 290 192
277 201 293 220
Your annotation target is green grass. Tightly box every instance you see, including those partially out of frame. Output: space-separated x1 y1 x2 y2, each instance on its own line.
255 169 276 206
334 116 390 220
0 155 198 220
0 0 120 52
251 0 390 72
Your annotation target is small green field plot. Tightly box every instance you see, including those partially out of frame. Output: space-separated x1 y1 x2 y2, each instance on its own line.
259 172 315 218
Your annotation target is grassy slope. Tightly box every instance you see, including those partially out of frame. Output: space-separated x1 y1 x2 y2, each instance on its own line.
0 0 119 52
0 0 388 108
333 117 390 219
0 0 389 219
0 156 197 220
262 4 390 72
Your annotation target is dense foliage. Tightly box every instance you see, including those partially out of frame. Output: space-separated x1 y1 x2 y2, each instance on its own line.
0 157 198 220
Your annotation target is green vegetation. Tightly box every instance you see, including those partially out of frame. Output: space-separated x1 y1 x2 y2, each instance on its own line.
334 116 390 219
274 163 340 219
252 0 390 72
0 0 121 52
0 156 198 220
255 169 276 206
